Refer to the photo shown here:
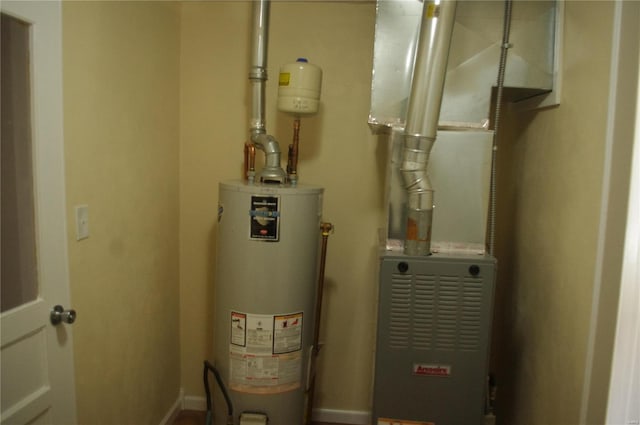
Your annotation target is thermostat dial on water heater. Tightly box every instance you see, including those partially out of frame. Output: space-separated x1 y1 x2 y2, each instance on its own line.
277 58 322 115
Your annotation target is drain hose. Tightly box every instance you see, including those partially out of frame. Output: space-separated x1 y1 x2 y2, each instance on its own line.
203 360 234 425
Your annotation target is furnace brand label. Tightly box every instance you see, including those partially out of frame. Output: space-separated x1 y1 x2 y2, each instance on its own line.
249 195 280 241
413 363 452 377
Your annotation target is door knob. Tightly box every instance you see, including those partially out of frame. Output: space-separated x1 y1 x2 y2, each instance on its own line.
50 305 77 325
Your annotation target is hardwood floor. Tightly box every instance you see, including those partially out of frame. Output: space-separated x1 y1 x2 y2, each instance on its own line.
172 410 206 425
172 410 337 425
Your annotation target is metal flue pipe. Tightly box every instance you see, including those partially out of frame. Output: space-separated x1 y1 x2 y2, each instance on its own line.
401 0 457 256
249 0 269 138
249 0 286 184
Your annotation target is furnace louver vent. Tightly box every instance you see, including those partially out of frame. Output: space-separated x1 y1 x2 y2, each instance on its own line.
387 272 484 352
436 275 459 350
460 277 483 351
389 274 412 348
413 274 436 350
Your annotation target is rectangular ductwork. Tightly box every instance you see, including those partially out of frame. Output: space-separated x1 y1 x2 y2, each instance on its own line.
371 0 560 253
370 0 558 131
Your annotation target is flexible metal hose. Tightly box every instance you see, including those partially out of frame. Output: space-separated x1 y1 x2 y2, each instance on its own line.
488 0 513 256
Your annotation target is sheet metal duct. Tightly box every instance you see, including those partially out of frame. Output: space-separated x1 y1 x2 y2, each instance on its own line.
370 0 557 131
372 0 558 253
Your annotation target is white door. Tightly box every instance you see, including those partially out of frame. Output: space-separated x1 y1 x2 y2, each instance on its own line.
1 1 77 424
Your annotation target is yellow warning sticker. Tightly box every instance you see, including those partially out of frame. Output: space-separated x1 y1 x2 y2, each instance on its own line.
278 72 290 86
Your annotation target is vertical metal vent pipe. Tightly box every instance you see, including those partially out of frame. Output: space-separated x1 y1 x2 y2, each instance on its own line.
249 0 286 183
401 0 457 256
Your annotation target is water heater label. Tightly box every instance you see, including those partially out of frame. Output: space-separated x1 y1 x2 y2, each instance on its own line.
273 312 303 354
250 195 280 241
230 311 247 347
245 313 275 354
229 311 303 394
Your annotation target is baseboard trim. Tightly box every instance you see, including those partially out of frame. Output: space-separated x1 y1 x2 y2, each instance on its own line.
183 395 207 411
159 389 184 425
312 408 371 425
179 394 370 425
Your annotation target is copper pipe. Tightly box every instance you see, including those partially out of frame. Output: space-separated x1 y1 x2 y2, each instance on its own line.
244 142 256 181
305 222 333 425
287 118 301 180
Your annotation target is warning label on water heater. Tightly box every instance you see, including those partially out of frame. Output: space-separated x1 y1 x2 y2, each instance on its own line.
229 311 303 394
273 312 303 354
249 195 280 241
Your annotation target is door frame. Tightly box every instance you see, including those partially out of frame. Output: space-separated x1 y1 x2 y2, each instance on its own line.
605 2 640 421
581 1 640 424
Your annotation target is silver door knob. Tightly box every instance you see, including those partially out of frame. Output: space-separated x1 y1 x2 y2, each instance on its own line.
50 305 77 325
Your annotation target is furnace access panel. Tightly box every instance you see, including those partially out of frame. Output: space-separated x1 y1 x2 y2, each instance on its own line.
373 254 496 425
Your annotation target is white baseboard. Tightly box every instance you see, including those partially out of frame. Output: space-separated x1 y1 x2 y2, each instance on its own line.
180 393 370 425
159 389 184 425
312 408 371 425
183 395 207 411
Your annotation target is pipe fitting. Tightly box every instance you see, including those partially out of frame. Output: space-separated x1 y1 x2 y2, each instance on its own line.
320 222 334 236
249 66 267 81
401 135 435 198
287 118 301 185
252 133 287 184
244 143 257 184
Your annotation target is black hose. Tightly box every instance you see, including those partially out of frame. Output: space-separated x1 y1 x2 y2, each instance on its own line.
203 360 234 424
203 362 213 412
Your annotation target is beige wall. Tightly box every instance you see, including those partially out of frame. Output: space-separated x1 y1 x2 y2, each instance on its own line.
62 2 181 423
179 0 380 411
59 0 631 422
491 2 616 424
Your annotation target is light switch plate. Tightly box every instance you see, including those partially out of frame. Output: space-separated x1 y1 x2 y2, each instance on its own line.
75 205 89 240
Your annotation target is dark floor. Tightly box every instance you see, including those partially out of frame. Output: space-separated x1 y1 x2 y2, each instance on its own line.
173 410 205 425
172 410 336 425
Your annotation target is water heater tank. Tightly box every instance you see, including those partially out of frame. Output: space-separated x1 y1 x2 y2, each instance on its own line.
214 180 323 425
277 58 322 115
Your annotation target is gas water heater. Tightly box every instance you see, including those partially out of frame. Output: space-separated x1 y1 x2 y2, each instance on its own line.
213 182 323 425
210 1 326 423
